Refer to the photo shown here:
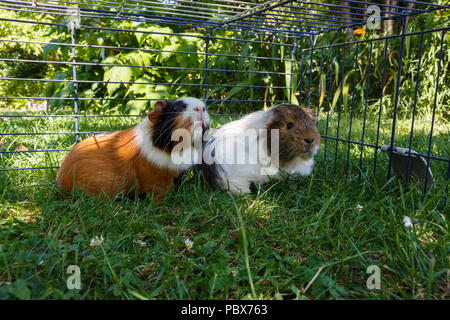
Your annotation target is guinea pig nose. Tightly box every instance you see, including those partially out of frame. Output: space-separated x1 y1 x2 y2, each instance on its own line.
304 138 315 144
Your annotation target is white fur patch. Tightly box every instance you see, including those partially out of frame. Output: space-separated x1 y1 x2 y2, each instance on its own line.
179 97 210 129
134 119 191 172
282 145 319 176
206 111 320 194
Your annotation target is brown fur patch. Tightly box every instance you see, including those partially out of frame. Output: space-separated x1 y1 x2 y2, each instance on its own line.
57 125 178 201
267 104 321 164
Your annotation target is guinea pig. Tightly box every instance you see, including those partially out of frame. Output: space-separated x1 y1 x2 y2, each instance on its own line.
57 97 210 200
198 104 320 194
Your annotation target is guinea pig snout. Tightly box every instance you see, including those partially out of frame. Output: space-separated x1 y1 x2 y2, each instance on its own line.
193 106 210 129
193 106 204 113
300 133 320 153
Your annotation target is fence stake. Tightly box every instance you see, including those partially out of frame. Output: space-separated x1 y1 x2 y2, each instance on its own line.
69 9 80 143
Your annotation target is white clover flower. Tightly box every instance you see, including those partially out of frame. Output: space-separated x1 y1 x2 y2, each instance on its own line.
134 239 147 247
403 216 413 228
90 235 105 247
38 260 44 266
184 237 194 250
356 204 363 212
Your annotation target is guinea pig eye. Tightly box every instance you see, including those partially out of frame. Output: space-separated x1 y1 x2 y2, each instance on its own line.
286 122 294 130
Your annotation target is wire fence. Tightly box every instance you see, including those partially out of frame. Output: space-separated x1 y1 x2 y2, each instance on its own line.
0 0 448 201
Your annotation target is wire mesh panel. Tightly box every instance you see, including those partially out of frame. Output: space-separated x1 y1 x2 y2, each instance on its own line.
0 0 448 200
297 26 449 198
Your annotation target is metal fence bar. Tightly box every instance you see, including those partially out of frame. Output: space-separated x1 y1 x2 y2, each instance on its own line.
0 166 60 171
0 17 298 46
0 58 293 76
1 0 448 37
78 12 308 37
306 34 315 107
80 24 298 46
323 46 334 163
2 140 446 161
387 16 407 182
423 29 446 193
261 12 352 28
345 43 359 178
289 38 298 104
0 131 108 136
373 38 389 177
446 162 449 205
203 29 211 102
0 38 292 62
298 51 305 105
305 27 450 51
316 47 324 119
0 97 289 103
334 44 347 173
0 149 70 154
0 77 289 90
358 40 373 183
221 0 295 26
264 10 365 25
69 19 80 143
405 32 425 188
280 3 373 19
0 114 147 118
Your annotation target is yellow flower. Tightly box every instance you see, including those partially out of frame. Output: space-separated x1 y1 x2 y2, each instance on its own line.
353 28 366 36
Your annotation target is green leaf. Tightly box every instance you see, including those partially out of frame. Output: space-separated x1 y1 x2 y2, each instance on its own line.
104 67 132 95
10 279 31 300
223 79 251 100
125 99 149 115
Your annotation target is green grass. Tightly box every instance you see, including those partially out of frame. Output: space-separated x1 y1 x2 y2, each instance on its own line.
0 110 448 300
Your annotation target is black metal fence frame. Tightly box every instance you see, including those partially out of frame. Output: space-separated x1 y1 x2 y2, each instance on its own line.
0 0 448 201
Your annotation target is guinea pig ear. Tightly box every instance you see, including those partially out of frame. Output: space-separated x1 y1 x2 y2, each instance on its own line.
154 100 167 113
303 107 318 122
148 100 167 123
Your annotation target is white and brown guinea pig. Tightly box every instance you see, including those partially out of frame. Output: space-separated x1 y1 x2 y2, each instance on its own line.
57 97 210 200
199 104 321 194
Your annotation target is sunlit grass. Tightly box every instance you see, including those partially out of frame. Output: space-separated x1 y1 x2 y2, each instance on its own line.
0 111 448 299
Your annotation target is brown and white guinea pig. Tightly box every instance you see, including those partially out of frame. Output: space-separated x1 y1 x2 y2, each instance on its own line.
57 97 210 200
199 104 321 194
